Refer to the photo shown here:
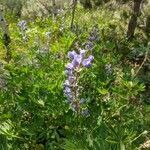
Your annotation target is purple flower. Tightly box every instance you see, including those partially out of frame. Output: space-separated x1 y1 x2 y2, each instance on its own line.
63 26 97 114
89 36 97 41
68 51 77 60
18 20 27 31
72 55 82 68
85 41 94 50
80 49 86 57
64 87 71 93
66 63 74 70
82 55 94 68
88 25 100 42
65 93 73 103
65 69 73 76
63 80 70 87
18 20 26 26
68 75 76 84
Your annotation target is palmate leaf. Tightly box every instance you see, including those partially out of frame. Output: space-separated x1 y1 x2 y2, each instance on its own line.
63 133 113 150
64 139 79 150
63 139 86 150
0 120 20 150
0 120 19 139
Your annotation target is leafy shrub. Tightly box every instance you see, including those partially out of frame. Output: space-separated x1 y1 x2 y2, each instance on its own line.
0 0 23 17
0 2 149 150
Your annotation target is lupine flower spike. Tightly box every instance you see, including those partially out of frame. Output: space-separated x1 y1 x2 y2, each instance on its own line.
18 20 28 41
64 25 100 116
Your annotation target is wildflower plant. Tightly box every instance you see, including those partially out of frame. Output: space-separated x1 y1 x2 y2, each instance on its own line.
0 4 149 150
17 20 28 41
64 50 94 114
18 20 27 31
64 26 100 115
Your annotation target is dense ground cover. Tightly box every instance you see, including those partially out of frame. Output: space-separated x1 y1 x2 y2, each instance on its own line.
0 1 150 150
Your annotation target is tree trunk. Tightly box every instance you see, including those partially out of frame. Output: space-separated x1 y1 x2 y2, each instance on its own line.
80 0 92 9
71 0 77 29
127 0 143 39
52 0 57 19
145 15 150 39
0 6 11 62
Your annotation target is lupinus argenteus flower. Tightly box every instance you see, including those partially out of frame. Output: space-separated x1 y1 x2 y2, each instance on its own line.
83 24 100 51
64 49 94 115
88 24 100 42
17 20 28 41
84 41 94 51
18 20 27 31
64 25 100 116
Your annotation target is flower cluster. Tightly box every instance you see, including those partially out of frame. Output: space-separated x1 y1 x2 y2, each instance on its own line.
64 49 94 113
83 24 100 51
64 25 100 115
18 20 27 31
88 24 100 42
17 20 28 41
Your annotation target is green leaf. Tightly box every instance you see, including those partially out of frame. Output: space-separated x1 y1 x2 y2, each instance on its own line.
97 88 109 95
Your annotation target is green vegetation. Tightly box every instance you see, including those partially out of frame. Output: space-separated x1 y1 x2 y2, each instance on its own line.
0 0 149 149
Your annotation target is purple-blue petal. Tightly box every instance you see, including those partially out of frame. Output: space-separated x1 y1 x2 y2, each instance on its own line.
80 49 86 57
66 63 74 70
88 55 94 61
85 41 94 50
68 75 76 84
65 69 73 76
64 87 71 93
72 55 82 68
82 55 94 68
68 51 77 60
63 80 70 87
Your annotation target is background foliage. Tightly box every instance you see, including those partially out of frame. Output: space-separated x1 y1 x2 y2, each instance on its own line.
0 0 150 149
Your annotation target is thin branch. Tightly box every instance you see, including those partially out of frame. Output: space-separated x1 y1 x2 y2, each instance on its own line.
71 0 77 29
133 51 148 79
